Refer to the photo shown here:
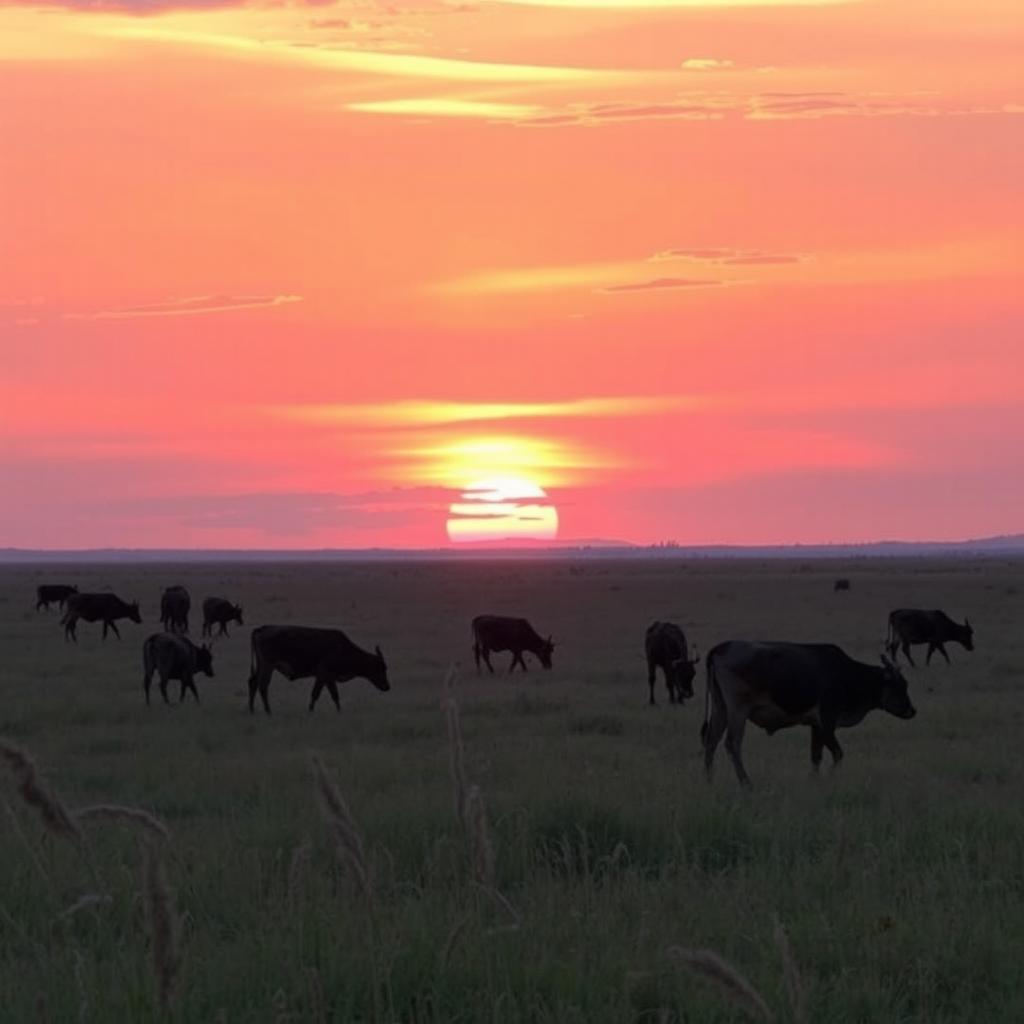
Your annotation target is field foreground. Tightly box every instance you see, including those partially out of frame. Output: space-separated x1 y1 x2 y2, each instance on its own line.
1 557 1023 1022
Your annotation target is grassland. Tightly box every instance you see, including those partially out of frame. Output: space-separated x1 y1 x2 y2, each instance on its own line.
1 556 1023 1022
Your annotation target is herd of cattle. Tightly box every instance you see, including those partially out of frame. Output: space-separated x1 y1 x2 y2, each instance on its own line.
34 582 975 786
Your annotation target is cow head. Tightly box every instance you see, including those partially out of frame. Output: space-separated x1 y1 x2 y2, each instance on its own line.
539 636 555 670
670 646 701 700
197 644 215 677
368 645 391 692
128 601 142 624
233 604 244 626
879 655 916 719
962 618 974 651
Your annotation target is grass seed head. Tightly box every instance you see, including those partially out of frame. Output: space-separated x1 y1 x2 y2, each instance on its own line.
0 740 81 843
667 946 773 1021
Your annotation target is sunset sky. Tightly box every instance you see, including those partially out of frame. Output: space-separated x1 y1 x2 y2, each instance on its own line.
2 0 1022 548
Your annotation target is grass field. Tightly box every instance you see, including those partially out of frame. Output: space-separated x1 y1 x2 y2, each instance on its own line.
1 556 1023 1022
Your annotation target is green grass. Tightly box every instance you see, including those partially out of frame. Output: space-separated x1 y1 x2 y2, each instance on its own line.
2 556 1023 1021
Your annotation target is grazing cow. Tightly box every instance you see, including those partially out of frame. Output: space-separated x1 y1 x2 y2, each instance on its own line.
887 609 974 667
644 621 700 705
472 615 554 673
834 578 851 592
142 633 214 705
702 641 916 787
62 593 142 642
202 597 244 638
36 584 78 612
160 586 191 634
247 625 390 714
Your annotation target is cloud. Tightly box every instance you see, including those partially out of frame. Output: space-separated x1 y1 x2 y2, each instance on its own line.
490 0 848 7
519 99 726 127
95 23 619 83
515 91 1024 128
115 488 452 535
600 277 725 293
66 294 302 320
348 98 541 120
651 247 807 265
680 58 734 70
271 396 693 428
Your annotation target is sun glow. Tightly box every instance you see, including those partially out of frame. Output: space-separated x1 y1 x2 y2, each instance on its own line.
447 476 559 544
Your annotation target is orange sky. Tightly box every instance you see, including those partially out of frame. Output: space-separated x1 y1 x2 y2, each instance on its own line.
1 0 1022 547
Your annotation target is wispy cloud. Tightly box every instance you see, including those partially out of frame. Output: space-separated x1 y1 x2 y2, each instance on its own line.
113 488 452 536
651 247 808 265
600 277 726 293
515 91 1024 127
347 98 541 120
680 58 735 70
491 0 849 7
94 23 620 83
271 395 695 428
66 294 302 320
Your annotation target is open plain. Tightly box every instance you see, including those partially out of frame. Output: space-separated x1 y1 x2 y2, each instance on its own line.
1 556 1023 1022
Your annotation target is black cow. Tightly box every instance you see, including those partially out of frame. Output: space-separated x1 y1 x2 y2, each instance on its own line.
247 625 390 714
472 615 554 673
702 641 916 787
644 621 699 705
160 586 191 634
62 593 142 642
36 584 78 611
887 609 974 666
833 578 851 592
202 597 244 638
142 633 214 705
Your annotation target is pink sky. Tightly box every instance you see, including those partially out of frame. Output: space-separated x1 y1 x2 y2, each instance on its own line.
1 0 1022 548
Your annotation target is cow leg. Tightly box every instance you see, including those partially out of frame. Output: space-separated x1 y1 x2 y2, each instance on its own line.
647 660 657 706
702 713 726 781
473 642 482 673
810 725 825 773
326 679 341 712
180 674 199 703
109 620 121 640
249 667 272 714
723 714 752 788
901 641 916 667
143 671 152 706
222 624 230 638
480 647 495 674
309 677 326 712
823 731 843 767
159 674 170 705
935 643 950 665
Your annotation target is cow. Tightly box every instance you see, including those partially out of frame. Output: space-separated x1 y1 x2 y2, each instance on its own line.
833 578 851 592
471 615 554 673
202 597 244 638
644 621 700 705
701 641 916 787
247 625 390 714
36 584 78 612
160 586 191 634
886 609 974 667
62 593 142 642
142 633 214 705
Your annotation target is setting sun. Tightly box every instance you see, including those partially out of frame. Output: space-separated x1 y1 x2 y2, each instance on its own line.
447 477 559 544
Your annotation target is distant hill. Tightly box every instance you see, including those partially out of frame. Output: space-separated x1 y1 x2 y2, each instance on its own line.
2 534 1023 562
